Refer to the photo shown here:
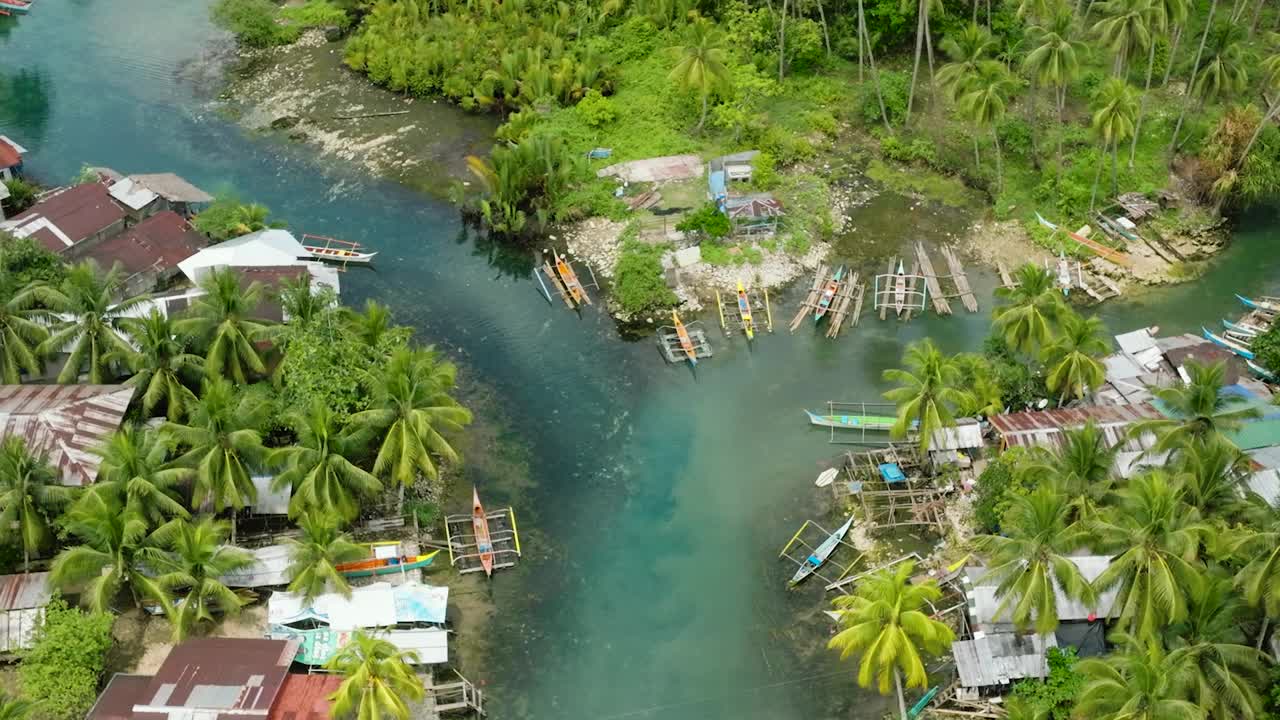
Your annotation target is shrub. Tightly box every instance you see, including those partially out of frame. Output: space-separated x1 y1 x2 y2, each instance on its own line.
1255 324 1280 375
857 70 910 127
613 240 677 316
804 109 838 137
0 232 66 287
575 89 617 128
1010 647 1084 720
676 203 731 240
971 448 1029 533
784 19 826 74
278 0 352 31
193 196 280 242
20 597 114 720
2 177 37 214
278 311 408 419
212 0 297 48
752 152 779 190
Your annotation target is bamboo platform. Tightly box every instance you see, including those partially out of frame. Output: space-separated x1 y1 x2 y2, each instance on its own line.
825 272 862 339
878 257 895 321
789 264 830 332
444 507 522 575
996 261 1017 290
914 243 952 315
657 323 713 363
940 246 978 312
849 283 865 328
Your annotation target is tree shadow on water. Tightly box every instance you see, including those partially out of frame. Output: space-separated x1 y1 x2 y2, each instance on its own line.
0 66 52 146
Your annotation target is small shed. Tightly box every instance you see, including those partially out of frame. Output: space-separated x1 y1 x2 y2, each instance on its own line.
709 150 759 183
0 136 26 181
725 194 784 237
222 544 291 588
127 173 213 217
953 631 1055 689
966 556 1119 629
989 403 1162 451
0 571 52 653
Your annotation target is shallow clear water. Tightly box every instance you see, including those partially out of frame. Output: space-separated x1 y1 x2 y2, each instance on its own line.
5 4 1280 718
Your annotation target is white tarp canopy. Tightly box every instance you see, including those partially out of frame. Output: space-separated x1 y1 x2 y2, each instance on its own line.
107 177 158 211
250 475 290 515
177 229 307 283
222 544 291 588
269 582 449 630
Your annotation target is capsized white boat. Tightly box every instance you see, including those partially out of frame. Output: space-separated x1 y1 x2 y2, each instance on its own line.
815 468 839 487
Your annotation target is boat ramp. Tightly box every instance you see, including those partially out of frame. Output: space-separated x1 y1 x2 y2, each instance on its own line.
444 505 522 575
788 264 865 338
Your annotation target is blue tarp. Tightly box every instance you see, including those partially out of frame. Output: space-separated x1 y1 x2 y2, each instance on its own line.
709 170 727 212
879 463 906 483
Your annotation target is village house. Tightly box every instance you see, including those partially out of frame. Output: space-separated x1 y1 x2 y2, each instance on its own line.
0 135 26 181
0 384 135 486
0 182 128 256
82 210 206 296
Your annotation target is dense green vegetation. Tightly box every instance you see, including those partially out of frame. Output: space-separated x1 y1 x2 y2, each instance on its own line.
856 260 1280 720
18 598 113 720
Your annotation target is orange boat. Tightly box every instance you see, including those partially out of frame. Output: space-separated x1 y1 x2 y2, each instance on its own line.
555 253 592 306
472 487 495 577
672 310 698 364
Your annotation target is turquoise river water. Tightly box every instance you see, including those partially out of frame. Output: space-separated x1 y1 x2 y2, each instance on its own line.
4 3 1280 718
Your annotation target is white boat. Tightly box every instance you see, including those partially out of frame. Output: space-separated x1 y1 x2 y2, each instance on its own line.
893 261 907 314
303 244 378 264
815 468 839 487
790 516 855 586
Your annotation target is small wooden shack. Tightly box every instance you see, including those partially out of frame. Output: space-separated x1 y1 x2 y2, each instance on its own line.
726 194 784 237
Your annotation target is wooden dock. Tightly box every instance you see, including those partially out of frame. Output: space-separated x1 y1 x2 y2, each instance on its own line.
914 243 952 315
996 261 1018 290
940 246 978 312
424 671 486 718
825 272 862 339
789 264 830 332
849 283 865 328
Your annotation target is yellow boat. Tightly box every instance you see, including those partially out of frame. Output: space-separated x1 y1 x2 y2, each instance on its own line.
736 280 755 339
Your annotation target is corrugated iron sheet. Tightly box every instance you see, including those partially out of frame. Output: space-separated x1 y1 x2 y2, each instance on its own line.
990 402 1161 449
268 675 340 720
954 631 1054 689
966 557 1119 626
0 571 51 611
133 638 294 720
0 385 134 486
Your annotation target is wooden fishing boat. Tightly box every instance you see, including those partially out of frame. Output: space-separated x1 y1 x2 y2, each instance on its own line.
339 551 440 578
1248 359 1276 381
805 409 900 431
472 487 495 577
1035 212 1133 265
893 261 907 314
814 266 844 322
1236 294 1280 315
672 310 697 365
1203 327 1255 360
0 0 31 14
790 516 854 586
555 253 592 306
301 234 377 264
1224 319 1266 336
737 280 755 340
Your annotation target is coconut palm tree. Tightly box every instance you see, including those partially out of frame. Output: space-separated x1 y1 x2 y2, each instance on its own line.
163 378 269 540
1089 77 1140 210
992 263 1065 353
92 426 190 542
1131 359 1261 451
938 23 999 101
49 490 168 612
0 436 72 571
1193 25 1251 109
114 310 204 421
342 299 394 350
882 339 971 451
972 487 1096 634
1075 634 1204 720
272 400 381 524
1174 437 1249 515
1234 37 1280 167
276 274 335 329
1164 574 1268 720
957 61 1019 191
903 0 945 121
350 348 472 505
1128 0 1183 165
1092 471 1207 639
1228 491 1280 617
1041 311 1108 404
0 694 35 720
284 512 365 603
174 268 271 385
1024 10 1087 172
1017 421 1121 521
857 0 893 130
0 275 52 384
38 261 147 384
147 516 254 642
1170 0 1221 152
326 631 425 720
668 19 731 132
1159 0 1191 87
1092 0 1156 76
828 561 954 720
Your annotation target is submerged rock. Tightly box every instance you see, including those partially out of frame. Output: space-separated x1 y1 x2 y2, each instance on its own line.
270 115 301 130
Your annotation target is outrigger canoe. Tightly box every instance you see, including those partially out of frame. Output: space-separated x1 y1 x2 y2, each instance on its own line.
1237 294 1280 315
814 266 844 322
1223 318 1266 336
1203 326 1255 360
302 244 377 263
1248 359 1276 380
790 516 854 586
805 409 901 431
672 310 697 365
737 280 755 340
337 550 440 578
556 253 592 306
0 0 30 14
893 261 907 314
473 487 495 577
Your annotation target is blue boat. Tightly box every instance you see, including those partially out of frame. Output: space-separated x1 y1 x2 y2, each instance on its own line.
1203 327 1255 360
1247 359 1276 381
1237 294 1280 314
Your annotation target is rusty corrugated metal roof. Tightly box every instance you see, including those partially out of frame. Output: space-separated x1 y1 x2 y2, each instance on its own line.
0 385 135 486
0 571 51 611
132 638 296 720
267 675 341 720
990 402 1161 449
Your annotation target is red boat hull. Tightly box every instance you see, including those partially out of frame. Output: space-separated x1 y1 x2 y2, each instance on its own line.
472 488 495 577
